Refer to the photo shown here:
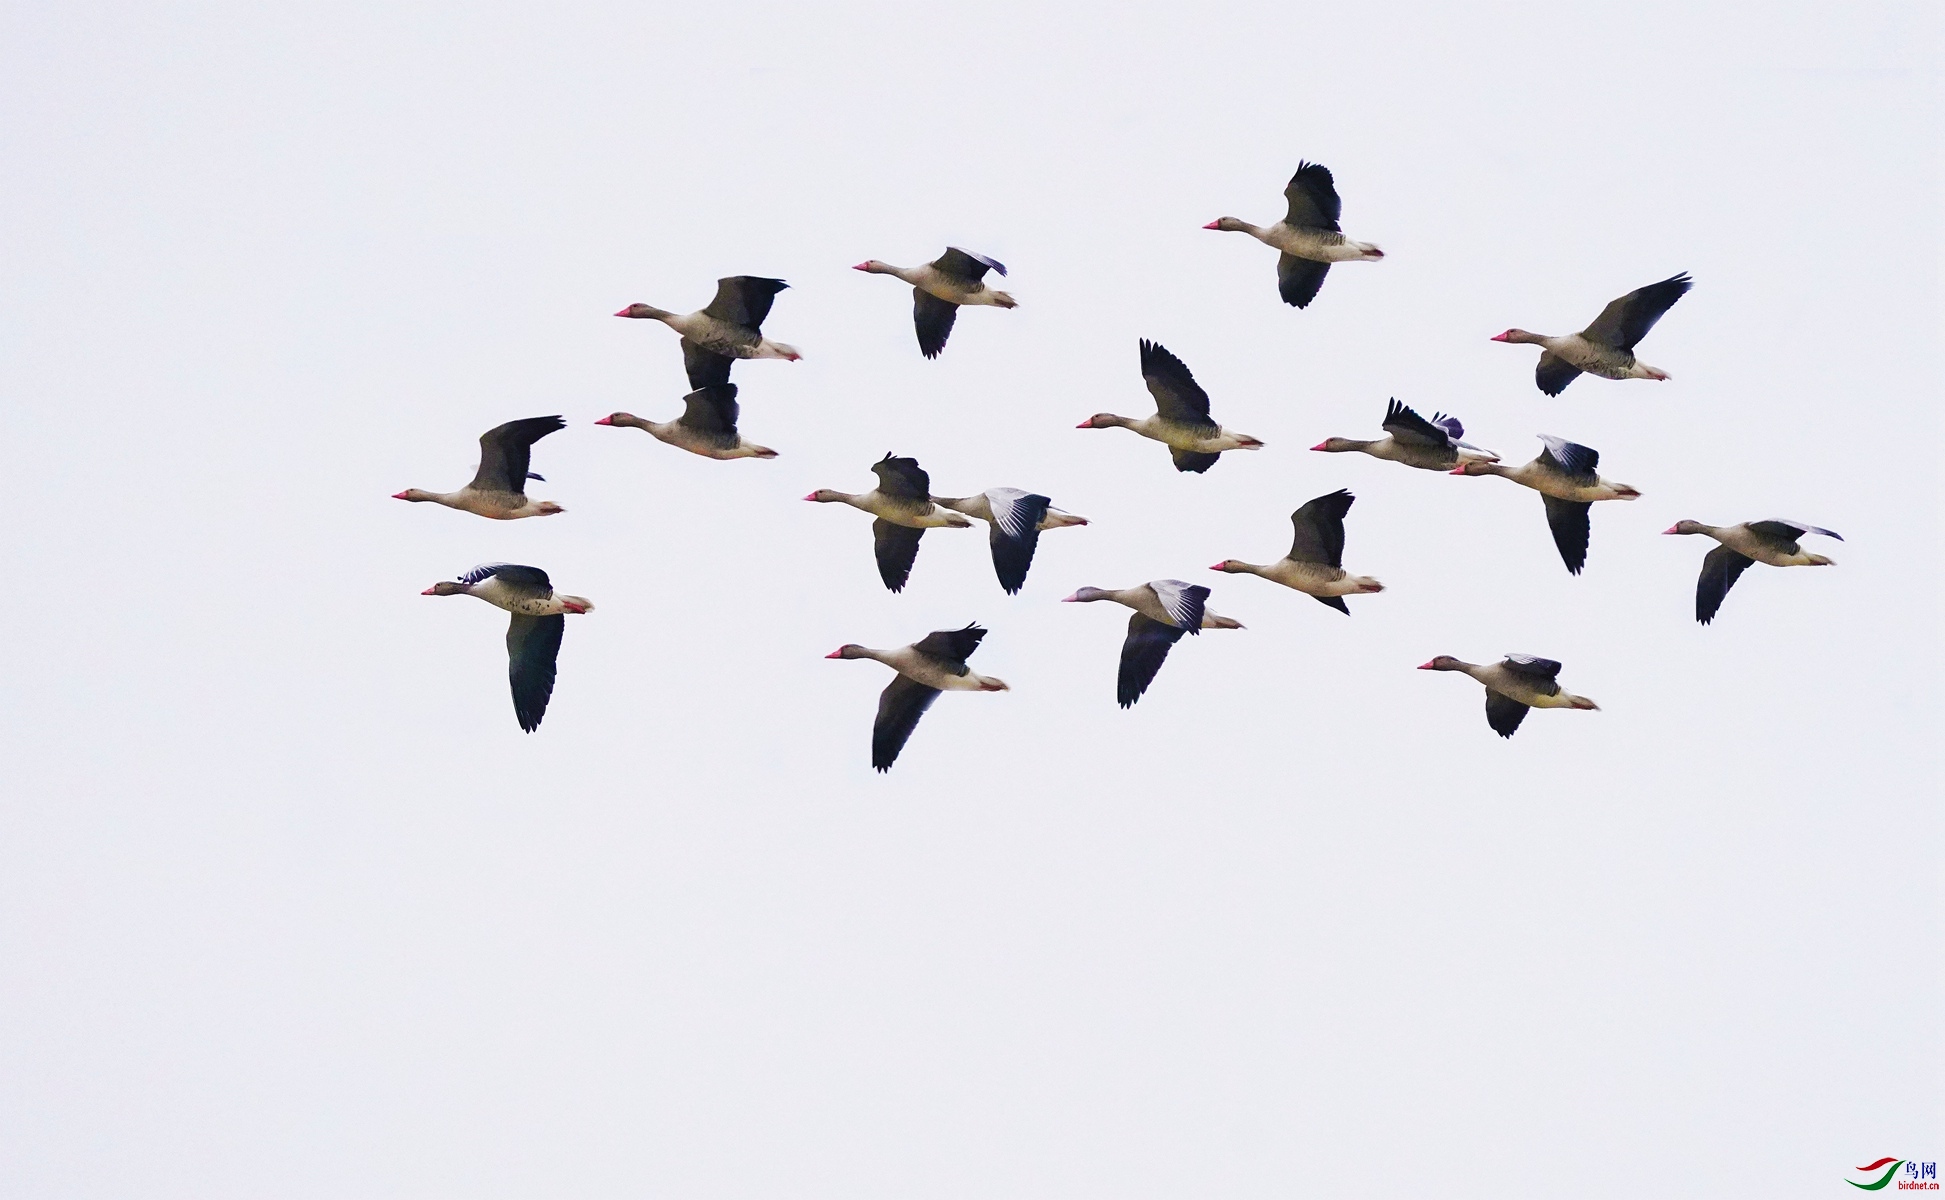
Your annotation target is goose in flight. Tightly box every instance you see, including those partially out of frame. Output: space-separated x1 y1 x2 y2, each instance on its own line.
932 488 1089 595
595 384 777 459
854 247 1017 358
1211 489 1384 613
1078 340 1263 473
1062 580 1244 707
826 623 1009 771
805 454 973 592
615 275 801 389
393 415 566 519
1417 653 1599 738
421 564 593 732
1492 273 1692 396
1452 435 1640 574
1663 518 1841 624
1203 161 1384 308
1311 399 1499 471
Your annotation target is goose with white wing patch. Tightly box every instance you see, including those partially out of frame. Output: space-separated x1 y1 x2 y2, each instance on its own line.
931 488 1089 595
1061 580 1244 708
1311 399 1499 472
421 564 594 733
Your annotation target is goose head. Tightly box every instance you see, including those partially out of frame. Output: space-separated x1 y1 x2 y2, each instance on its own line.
393 488 435 502
1490 328 1543 344
1416 656 1466 671
1663 521 1705 535
614 303 671 320
1076 414 1126 430
1310 437 1360 453
421 581 471 597
1208 561 1249 574
1203 218 1248 232
594 412 642 428
803 489 848 503
852 260 893 274
825 644 872 659
1061 587 1110 603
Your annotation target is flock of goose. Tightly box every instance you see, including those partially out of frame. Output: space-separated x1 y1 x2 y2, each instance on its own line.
397 162 1841 766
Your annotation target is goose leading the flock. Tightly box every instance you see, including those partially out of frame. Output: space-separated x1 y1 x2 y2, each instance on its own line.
1204 161 1384 308
1311 399 1499 471
615 276 801 389
826 623 1009 772
932 488 1089 595
1078 340 1263 473
421 564 594 732
1417 653 1600 739
595 384 777 460
1493 273 1692 396
854 248 1017 358
1664 518 1842 625
393 415 566 519
1211 489 1384 613
1452 435 1640 574
805 454 972 592
1062 580 1244 708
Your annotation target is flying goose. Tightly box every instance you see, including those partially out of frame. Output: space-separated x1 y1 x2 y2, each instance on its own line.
1311 398 1499 471
826 623 1009 771
1078 340 1263 473
1211 489 1383 613
393 415 566 519
421 564 593 732
1664 519 1841 625
595 384 777 460
1452 435 1640 574
1061 580 1244 708
1493 273 1692 396
932 488 1089 595
854 247 1017 358
805 454 973 592
1417 653 1599 738
615 276 801 389
1203 161 1384 308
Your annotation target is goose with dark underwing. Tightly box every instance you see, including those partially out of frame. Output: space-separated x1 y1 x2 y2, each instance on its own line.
931 488 1089 595
1311 398 1499 471
595 384 777 460
1492 273 1692 396
1451 435 1640 574
1417 653 1599 739
1211 489 1383 613
1203 161 1384 308
421 564 594 733
826 623 1009 772
615 276 801 390
854 247 1017 358
393 415 567 519
1078 340 1263 473
1061 580 1244 708
1664 518 1841 625
805 454 973 592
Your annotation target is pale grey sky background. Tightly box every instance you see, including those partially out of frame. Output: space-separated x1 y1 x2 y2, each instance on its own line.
2 1 1939 1196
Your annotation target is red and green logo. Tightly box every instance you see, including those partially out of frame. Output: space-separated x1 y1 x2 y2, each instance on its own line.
1849 1159 1905 1190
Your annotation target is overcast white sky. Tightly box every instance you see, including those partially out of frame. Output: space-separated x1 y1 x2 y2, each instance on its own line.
2 1 1939 1196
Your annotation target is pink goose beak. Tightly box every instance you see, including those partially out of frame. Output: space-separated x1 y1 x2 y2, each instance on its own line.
420 587 439 595
1449 466 1470 475
1208 562 1227 571
1202 220 1222 230
1662 525 1681 535
392 490 411 500
1309 441 1330 451
851 261 871 271
823 649 846 659
593 416 613 426
802 492 819 501
1075 419 1094 429
1488 332 1512 342
1060 592 1083 602
1415 660 1439 670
